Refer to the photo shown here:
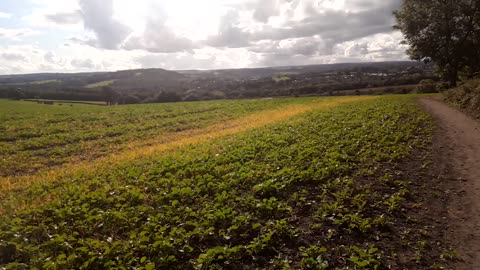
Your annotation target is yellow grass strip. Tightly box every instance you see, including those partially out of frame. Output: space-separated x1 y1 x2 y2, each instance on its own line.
0 96 373 201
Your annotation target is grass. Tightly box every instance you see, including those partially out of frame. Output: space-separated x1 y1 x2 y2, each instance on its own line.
84 80 115 89
0 95 453 269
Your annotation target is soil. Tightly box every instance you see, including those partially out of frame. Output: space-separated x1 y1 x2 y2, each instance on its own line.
420 97 480 269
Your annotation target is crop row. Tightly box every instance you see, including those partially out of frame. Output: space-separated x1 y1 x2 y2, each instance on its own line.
0 98 316 177
0 96 447 269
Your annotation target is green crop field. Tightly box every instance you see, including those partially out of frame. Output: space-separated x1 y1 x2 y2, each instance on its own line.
0 96 452 269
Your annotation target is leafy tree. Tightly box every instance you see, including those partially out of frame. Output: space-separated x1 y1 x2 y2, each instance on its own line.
102 86 117 105
394 0 480 87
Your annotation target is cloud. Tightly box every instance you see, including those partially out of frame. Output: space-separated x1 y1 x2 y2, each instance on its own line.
71 58 95 69
0 12 12 19
121 3 197 53
250 37 336 56
205 10 251 48
0 43 144 74
206 0 400 47
44 51 56 63
135 53 214 70
78 0 131 49
45 10 82 24
344 43 369 57
0 0 408 74
251 0 280 23
0 28 39 40
123 16 195 53
134 47 259 70
1 53 27 61
21 0 82 28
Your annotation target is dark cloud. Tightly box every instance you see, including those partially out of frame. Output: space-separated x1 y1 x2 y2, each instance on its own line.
78 0 131 49
207 0 401 51
205 11 251 48
264 4 397 42
45 11 82 24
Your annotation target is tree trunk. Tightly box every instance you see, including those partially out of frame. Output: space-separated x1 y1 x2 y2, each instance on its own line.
448 67 458 88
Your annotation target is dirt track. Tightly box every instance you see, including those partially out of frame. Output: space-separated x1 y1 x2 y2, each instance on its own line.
420 97 480 269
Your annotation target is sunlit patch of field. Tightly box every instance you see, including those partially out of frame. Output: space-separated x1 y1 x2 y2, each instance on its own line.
84 80 115 88
29 79 59 85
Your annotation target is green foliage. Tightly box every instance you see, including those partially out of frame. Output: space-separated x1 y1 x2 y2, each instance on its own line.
416 79 438 94
394 0 480 86
444 79 480 118
0 98 313 177
0 96 443 268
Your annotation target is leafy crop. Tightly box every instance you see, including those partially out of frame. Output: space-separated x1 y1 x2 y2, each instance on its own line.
0 96 447 269
0 98 318 178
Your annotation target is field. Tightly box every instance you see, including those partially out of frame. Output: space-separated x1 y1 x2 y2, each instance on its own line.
85 80 115 89
0 96 454 269
29 80 59 85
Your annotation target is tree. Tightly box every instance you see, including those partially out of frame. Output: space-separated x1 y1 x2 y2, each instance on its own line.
394 0 480 87
102 86 117 105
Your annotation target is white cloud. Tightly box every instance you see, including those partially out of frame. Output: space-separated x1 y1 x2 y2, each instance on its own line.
0 12 12 19
45 11 82 25
0 28 39 41
22 0 81 28
77 0 131 49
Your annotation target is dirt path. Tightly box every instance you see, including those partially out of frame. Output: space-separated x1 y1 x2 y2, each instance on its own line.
420 97 480 269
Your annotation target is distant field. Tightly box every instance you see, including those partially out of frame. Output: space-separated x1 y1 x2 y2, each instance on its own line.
23 99 106 106
85 80 115 88
0 95 453 269
29 79 59 85
273 76 291 82
0 79 60 86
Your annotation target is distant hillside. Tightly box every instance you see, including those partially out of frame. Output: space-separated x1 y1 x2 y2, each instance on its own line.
0 61 434 103
177 61 427 80
0 68 185 88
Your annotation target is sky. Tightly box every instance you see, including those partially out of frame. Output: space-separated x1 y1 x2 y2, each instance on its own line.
0 0 409 74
